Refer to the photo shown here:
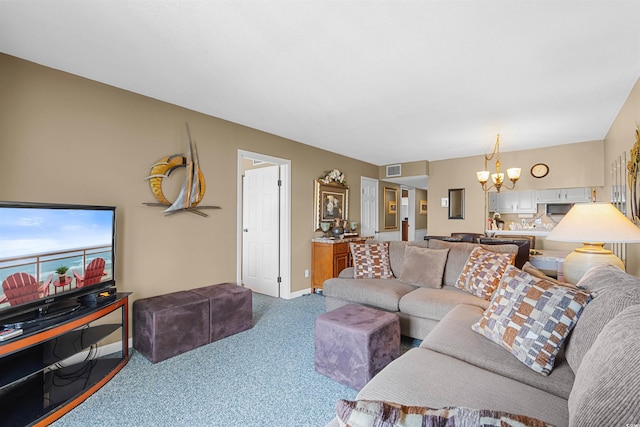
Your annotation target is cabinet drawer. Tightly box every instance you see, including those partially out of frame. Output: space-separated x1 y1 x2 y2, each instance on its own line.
333 243 350 254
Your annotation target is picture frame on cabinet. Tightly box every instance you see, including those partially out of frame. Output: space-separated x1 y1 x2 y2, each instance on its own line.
314 180 349 230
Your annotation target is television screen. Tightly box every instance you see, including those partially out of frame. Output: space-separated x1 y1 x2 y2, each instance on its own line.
0 202 116 327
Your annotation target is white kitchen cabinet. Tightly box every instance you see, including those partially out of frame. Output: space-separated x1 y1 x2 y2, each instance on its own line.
535 188 591 203
493 190 537 214
563 187 592 203
488 192 498 211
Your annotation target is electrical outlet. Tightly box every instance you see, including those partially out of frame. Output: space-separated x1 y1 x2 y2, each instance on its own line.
304 269 309 278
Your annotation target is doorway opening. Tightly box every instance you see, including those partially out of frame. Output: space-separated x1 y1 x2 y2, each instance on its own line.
401 186 416 241
237 150 291 299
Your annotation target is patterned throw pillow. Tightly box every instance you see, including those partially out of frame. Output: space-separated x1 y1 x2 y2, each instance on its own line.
335 399 552 427
455 246 515 300
472 265 592 376
350 242 394 279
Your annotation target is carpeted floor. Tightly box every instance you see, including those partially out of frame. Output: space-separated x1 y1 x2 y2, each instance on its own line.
52 292 419 427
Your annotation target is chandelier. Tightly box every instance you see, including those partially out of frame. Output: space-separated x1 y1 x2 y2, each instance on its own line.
476 134 521 192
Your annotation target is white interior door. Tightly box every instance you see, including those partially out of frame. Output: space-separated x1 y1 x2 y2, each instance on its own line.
242 166 279 297
360 177 378 238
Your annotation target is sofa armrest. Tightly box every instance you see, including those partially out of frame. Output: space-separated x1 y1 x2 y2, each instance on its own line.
338 267 355 278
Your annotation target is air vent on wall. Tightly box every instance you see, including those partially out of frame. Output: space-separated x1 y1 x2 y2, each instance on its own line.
386 164 401 177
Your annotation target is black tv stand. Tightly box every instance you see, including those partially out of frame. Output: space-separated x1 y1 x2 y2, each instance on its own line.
0 293 130 426
3 302 84 331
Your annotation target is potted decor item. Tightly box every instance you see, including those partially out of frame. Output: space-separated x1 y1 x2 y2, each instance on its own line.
320 222 331 237
55 266 69 283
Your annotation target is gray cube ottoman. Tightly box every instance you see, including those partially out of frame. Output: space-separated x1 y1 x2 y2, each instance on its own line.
133 291 209 363
190 283 253 342
314 304 400 390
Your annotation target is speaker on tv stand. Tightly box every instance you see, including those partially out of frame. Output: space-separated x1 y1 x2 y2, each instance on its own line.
79 287 117 308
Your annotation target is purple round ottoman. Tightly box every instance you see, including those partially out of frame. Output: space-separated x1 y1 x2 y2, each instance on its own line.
314 304 400 390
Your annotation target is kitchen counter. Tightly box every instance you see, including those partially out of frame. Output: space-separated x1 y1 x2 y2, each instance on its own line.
529 249 570 280
485 229 552 237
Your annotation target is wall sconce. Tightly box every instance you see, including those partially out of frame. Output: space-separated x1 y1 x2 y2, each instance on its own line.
476 134 521 192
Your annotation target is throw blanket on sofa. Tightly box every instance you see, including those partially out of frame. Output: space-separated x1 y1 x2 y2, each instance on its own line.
336 399 553 427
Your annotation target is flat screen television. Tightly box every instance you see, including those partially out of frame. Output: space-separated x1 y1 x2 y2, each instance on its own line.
0 201 116 329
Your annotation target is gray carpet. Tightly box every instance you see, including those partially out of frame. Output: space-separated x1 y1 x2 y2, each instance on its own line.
52 293 419 427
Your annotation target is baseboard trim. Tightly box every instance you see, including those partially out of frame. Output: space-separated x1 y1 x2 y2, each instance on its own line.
285 288 311 299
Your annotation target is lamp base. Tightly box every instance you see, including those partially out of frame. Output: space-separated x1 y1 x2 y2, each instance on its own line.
563 243 624 284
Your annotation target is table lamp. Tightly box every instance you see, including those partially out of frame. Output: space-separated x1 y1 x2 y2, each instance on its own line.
546 202 640 284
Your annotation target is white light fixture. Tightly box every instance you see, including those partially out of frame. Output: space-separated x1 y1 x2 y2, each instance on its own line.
546 202 640 284
476 134 521 192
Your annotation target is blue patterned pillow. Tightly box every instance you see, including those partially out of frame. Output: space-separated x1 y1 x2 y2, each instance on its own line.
472 265 591 375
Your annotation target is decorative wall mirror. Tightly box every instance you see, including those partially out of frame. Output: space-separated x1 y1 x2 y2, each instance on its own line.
448 188 465 219
384 187 398 229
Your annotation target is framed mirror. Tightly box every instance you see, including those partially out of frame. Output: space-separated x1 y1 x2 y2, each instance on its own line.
314 180 349 230
448 188 465 219
384 187 398 229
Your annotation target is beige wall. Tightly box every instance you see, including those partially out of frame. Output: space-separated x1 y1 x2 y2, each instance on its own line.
3 52 640 296
0 54 378 307
426 76 640 273
603 77 640 276
378 160 429 180
427 140 605 238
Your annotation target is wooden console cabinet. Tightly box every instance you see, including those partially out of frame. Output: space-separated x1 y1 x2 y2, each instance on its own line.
0 293 130 426
312 238 366 293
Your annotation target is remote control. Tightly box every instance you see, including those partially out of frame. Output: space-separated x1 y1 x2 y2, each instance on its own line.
0 328 23 341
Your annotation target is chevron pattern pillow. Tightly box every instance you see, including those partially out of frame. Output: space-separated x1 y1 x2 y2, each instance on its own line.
349 242 394 279
472 265 591 375
455 246 515 300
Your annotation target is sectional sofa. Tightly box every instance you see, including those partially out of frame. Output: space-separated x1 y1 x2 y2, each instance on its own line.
322 240 640 426
323 239 521 339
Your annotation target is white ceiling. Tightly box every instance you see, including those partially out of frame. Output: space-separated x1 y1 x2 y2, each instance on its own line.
1 1 639 167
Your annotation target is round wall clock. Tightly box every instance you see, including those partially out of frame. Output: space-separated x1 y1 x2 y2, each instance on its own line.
530 163 549 178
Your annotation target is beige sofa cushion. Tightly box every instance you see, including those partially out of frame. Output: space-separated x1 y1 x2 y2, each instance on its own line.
398 286 489 321
398 246 449 288
322 277 417 312
422 304 575 399
565 264 640 372
568 304 640 426
388 241 408 277
355 347 569 427
427 240 518 287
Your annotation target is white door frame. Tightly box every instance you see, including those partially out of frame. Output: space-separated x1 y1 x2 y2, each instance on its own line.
237 150 291 299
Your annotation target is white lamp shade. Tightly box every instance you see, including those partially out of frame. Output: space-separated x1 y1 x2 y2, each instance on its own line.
546 202 640 243
476 171 490 183
491 172 504 185
507 167 521 180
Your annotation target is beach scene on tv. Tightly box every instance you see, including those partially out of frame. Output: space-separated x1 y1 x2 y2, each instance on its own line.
0 207 114 308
